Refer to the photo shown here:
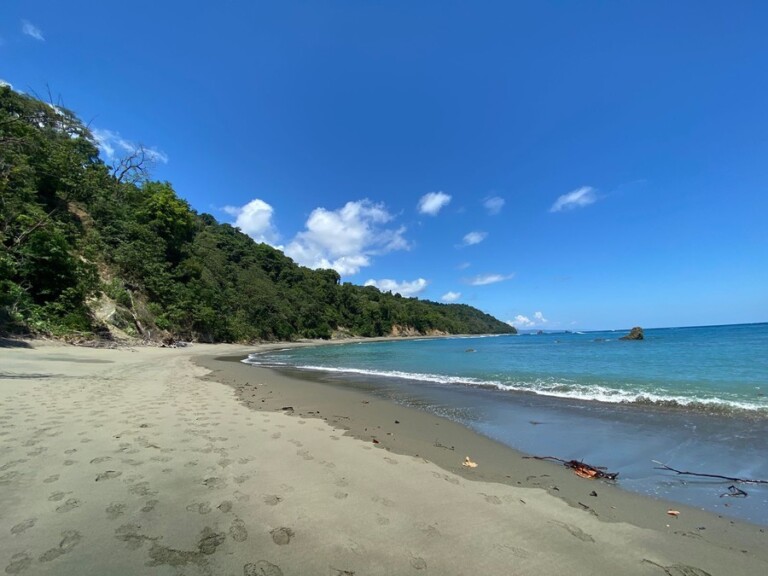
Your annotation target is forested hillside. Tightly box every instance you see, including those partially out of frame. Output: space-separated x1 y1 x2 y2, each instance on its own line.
0 87 515 342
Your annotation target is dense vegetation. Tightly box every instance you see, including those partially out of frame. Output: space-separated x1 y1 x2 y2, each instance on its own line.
0 87 515 341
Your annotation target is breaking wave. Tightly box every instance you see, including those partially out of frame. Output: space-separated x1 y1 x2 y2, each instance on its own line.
242 354 768 417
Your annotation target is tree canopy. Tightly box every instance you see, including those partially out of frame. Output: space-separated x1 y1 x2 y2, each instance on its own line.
0 86 515 341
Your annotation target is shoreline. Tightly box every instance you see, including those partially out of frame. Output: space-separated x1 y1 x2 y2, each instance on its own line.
218 338 768 522
2 340 767 575
199 347 768 536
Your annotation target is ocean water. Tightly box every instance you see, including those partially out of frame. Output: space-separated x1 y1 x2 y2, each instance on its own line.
244 323 768 525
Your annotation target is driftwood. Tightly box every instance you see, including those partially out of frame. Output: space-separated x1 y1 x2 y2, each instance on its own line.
652 461 768 485
524 456 619 480
721 485 748 498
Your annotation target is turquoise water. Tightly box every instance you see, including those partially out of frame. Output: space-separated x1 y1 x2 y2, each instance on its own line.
244 323 768 524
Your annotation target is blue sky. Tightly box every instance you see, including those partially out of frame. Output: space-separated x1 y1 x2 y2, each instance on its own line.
2 1 767 330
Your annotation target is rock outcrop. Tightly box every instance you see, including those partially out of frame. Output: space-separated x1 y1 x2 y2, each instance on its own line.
620 326 644 340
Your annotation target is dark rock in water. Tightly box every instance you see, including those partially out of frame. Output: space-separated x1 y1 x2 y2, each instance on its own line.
620 326 644 340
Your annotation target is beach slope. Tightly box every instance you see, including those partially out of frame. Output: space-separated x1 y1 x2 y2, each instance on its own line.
1 342 765 575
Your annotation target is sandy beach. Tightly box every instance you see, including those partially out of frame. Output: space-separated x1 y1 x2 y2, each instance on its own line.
2 340 766 575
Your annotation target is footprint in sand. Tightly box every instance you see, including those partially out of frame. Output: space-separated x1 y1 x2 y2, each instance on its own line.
5 552 32 574
39 530 82 562
128 481 157 497
410 556 427 570
334 492 348 500
0 471 21 485
551 521 595 543
383 457 399 465
371 495 395 508
641 560 713 576
90 456 112 464
480 493 502 505
186 502 212 514
106 503 126 520
141 500 159 513
330 568 356 576
263 495 283 506
196 527 226 555
10 518 37 535
229 518 248 542
56 498 81 513
270 527 294 545
415 522 441 538
95 470 123 481
203 477 227 490
493 543 530 558
217 500 233 513
115 523 158 550
244 560 284 576
48 491 69 502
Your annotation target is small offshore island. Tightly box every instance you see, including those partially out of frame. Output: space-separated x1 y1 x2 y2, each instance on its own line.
3 89 768 575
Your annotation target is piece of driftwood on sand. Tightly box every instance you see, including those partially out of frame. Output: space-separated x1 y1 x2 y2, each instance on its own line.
653 461 768 486
523 456 619 480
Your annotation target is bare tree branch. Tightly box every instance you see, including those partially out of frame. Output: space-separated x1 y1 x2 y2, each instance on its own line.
3 208 58 253
112 145 154 184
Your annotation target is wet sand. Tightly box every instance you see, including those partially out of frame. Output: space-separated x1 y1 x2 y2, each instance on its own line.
1 340 766 575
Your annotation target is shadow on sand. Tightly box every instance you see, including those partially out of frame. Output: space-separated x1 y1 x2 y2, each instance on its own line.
0 337 33 349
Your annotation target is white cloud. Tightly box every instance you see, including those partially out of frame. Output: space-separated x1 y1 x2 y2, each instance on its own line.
550 186 597 212
22 20 44 41
364 278 428 297
92 128 168 164
483 196 505 215
223 199 280 245
0 79 12 89
468 273 514 286
456 262 471 270
462 231 487 246
509 315 533 328
418 191 452 215
507 311 548 328
143 148 169 164
285 199 409 276
441 291 461 303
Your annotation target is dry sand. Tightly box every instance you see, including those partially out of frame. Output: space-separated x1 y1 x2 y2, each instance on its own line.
1 340 766 575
